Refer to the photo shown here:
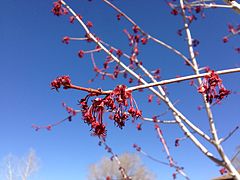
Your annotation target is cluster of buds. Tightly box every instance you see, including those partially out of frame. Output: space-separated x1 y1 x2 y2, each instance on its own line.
80 85 142 138
198 70 231 104
51 1 68 16
51 75 71 91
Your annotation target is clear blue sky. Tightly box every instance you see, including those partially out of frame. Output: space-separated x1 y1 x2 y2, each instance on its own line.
0 0 240 179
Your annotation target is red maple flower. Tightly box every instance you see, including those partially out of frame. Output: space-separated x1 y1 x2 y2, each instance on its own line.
86 21 93 28
128 78 133 84
116 49 123 57
116 13 123 20
198 70 230 104
78 50 84 58
223 36 229 43
177 29 182 36
141 37 148 45
69 16 75 23
135 110 142 117
171 9 178 16
46 125 52 131
51 1 68 16
132 25 140 33
154 123 159 130
192 39 200 47
128 107 136 117
173 173 177 179
136 123 142 131
62 36 70 44
195 6 202 13
91 122 107 138
235 47 240 53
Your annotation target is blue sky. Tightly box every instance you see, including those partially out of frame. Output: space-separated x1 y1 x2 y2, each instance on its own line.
0 0 240 179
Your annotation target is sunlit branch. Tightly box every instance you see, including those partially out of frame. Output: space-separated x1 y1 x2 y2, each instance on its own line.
69 37 88 41
223 0 240 14
142 118 177 124
189 3 233 8
67 68 240 94
126 68 240 92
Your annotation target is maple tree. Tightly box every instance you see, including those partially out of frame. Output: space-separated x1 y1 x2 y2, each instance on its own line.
34 0 240 179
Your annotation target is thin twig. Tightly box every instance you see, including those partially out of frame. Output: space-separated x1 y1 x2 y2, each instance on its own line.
155 125 174 166
220 126 239 144
135 146 190 180
142 118 177 124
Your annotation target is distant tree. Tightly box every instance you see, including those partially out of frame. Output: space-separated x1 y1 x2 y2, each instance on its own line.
88 153 155 180
0 149 39 180
1 154 18 180
19 149 39 180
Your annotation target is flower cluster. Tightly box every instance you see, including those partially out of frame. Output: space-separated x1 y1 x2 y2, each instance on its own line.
51 75 71 91
80 85 142 138
198 70 231 104
51 1 68 16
